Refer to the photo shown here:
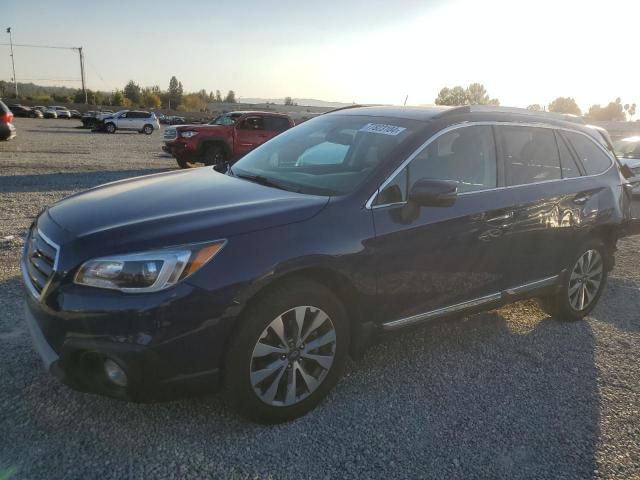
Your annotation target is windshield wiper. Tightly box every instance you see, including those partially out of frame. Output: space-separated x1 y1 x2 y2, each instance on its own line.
233 172 294 192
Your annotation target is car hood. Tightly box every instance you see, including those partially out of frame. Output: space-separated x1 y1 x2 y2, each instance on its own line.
45 168 329 252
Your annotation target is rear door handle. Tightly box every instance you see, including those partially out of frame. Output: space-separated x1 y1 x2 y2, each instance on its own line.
486 211 514 222
573 194 590 205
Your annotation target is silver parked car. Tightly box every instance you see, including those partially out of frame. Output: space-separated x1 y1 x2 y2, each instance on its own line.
51 106 72 119
99 110 161 134
614 136 640 194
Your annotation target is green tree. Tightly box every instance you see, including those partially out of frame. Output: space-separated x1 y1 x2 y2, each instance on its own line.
0 80 7 96
435 83 499 106
112 90 127 107
435 86 467 106
141 87 161 108
284 96 295 106
624 103 637 120
215 90 222 102
182 93 207 111
527 104 543 111
123 80 142 104
168 76 183 108
74 89 88 103
224 90 236 103
587 99 626 121
548 97 581 115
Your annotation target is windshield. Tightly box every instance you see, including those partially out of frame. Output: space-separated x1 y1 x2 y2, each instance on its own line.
209 113 242 126
230 114 421 196
614 138 640 158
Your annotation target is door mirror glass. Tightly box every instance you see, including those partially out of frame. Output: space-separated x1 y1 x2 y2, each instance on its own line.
408 178 458 207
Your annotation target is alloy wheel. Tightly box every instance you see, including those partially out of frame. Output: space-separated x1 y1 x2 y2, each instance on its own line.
249 306 336 407
568 249 603 311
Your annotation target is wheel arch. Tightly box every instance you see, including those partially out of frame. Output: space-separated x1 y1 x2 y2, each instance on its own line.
197 138 231 158
231 266 374 361
588 224 619 271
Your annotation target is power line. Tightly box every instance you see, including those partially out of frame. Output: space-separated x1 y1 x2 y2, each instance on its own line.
0 42 79 50
16 78 82 82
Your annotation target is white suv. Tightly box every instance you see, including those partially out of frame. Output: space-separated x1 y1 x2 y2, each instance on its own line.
51 106 71 119
101 110 161 135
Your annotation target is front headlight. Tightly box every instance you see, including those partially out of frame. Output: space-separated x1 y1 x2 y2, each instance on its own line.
74 241 225 293
180 130 198 138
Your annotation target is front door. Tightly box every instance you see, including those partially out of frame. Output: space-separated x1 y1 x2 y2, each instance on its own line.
371 124 513 326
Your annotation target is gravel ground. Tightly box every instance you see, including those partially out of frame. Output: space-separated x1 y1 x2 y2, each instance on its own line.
0 118 639 480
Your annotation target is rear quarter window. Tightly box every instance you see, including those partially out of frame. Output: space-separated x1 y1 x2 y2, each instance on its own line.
562 131 612 175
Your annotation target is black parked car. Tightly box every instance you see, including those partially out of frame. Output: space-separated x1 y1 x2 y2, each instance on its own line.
0 99 16 140
9 104 42 118
22 106 634 423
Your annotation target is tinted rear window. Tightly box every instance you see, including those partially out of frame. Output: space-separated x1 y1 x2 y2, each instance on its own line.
265 116 291 132
563 131 612 175
555 131 581 178
498 126 561 186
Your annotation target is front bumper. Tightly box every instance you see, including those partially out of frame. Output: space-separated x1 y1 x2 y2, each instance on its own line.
23 293 224 402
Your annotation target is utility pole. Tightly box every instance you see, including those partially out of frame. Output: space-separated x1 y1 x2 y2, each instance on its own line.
77 47 87 104
6 27 18 98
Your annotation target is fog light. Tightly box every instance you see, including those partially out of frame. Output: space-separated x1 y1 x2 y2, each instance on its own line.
104 359 127 387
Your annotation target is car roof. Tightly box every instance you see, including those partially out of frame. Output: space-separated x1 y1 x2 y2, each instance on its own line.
326 105 452 121
328 105 598 132
225 110 290 117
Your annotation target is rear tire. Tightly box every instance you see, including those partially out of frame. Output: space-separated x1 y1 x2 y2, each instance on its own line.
224 279 350 423
105 123 116 134
541 238 609 321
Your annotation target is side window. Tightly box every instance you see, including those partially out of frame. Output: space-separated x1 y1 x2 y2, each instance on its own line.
240 117 265 130
407 125 497 194
376 167 408 205
264 116 291 132
498 126 561 186
562 131 612 176
555 130 581 178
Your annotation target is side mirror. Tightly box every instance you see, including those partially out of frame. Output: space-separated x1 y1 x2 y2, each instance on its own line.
408 178 458 207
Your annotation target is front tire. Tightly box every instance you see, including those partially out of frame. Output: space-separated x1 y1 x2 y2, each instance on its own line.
224 279 350 423
105 123 116 134
175 157 198 169
542 239 608 321
142 124 154 135
202 144 226 166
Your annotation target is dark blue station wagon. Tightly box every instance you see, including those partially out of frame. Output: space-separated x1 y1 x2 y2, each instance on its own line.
22 106 634 422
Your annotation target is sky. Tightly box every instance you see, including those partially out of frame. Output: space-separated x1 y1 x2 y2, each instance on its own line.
2 0 639 111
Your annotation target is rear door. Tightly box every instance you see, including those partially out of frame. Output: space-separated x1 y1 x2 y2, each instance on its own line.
371 124 515 326
494 125 582 288
264 116 292 140
235 116 268 156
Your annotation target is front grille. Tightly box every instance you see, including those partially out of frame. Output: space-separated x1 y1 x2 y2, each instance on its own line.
164 128 177 140
24 229 59 297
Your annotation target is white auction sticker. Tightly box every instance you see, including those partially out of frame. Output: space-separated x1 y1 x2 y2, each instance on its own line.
359 123 406 136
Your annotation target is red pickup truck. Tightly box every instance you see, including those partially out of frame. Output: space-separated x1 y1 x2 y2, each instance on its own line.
162 111 294 168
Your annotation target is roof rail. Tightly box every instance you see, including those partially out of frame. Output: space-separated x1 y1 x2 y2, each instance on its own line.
436 105 586 124
322 104 374 115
